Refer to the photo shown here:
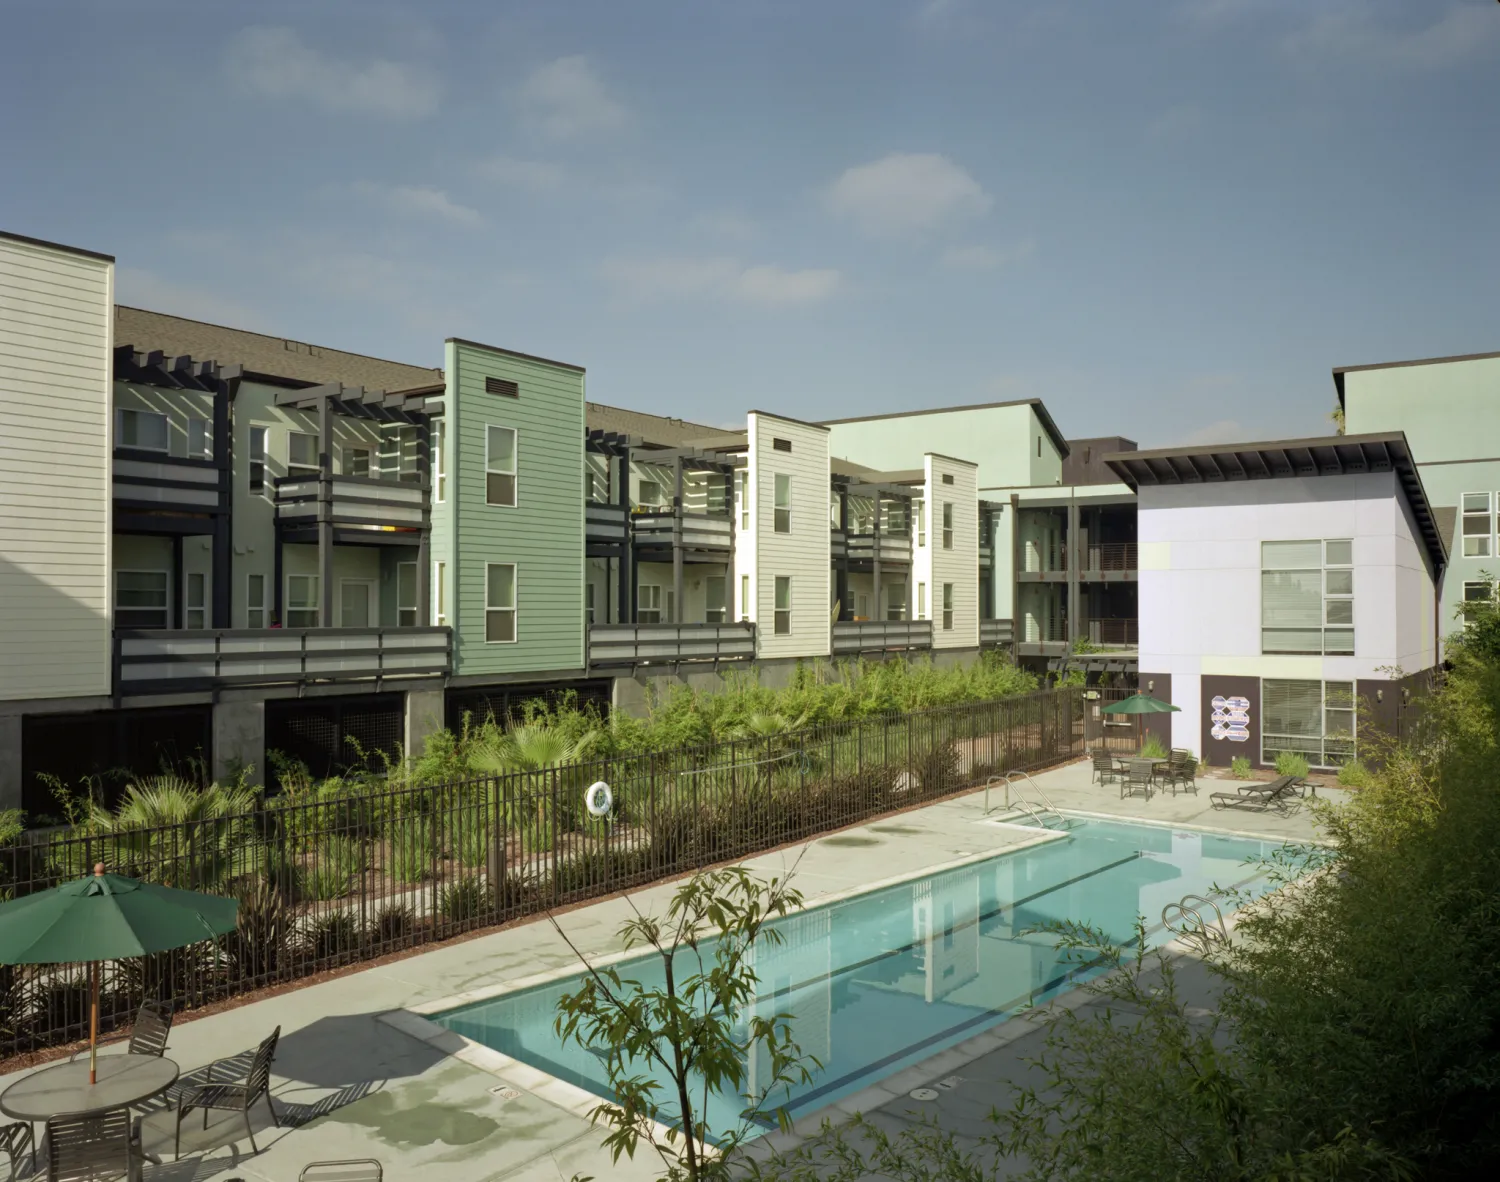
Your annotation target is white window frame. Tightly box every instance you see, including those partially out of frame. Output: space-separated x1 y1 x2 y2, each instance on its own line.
433 418 447 503
942 503 954 550
115 408 169 453
247 573 267 629
638 583 665 625
396 562 418 627
741 574 750 622
1461 492 1492 558
114 569 169 629
486 425 518 507
942 582 954 630
773 474 792 534
288 430 320 481
1261 539 1354 656
739 470 750 530
706 575 727 624
1262 679 1356 769
344 446 371 478
774 575 792 635
286 574 320 628
485 562 518 642
187 416 212 460
433 561 448 627
585 581 596 625
638 477 664 508
917 582 927 620
915 498 926 547
249 426 268 494
887 582 907 622
184 571 206 629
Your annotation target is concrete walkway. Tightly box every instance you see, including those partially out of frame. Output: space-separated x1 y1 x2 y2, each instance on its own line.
0 759 1335 1181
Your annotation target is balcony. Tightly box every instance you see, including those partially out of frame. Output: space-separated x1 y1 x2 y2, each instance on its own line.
830 527 847 561
1020 615 1068 645
588 622 755 667
1019 540 1067 580
112 450 227 522
979 538 993 567
1083 617 1138 648
114 627 451 695
274 475 429 540
586 501 630 548
632 510 734 556
980 618 1013 647
1081 542 1138 579
832 619 934 655
845 533 912 567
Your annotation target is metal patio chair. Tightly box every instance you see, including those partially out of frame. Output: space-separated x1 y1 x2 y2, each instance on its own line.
71 1000 173 1063
1122 760 1153 800
1164 751 1197 796
1090 750 1119 786
0 1122 33 1182
45 1108 147 1182
174 1025 280 1160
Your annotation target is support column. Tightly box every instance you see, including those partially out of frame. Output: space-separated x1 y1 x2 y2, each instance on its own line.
871 493 882 623
171 534 184 629
0 715 22 812
416 418 432 626
1010 494 1022 651
836 488 850 621
273 534 285 626
1066 499 1081 651
404 686 446 762
617 450 633 623
318 395 334 628
213 698 265 787
211 383 233 628
672 456 684 624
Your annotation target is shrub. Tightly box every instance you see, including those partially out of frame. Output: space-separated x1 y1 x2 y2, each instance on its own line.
1139 734 1169 760
371 903 415 945
439 875 488 924
228 878 288 982
386 816 436 883
1230 755 1253 779
1337 758 1373 788
304 911 361 963
1274 749 1311 779
300 836 365 902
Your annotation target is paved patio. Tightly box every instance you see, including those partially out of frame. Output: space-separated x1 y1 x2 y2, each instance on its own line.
0 758 1338 1180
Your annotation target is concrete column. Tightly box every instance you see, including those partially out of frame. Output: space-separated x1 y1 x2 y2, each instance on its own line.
417 418 432 625
213 699 265 787
1066 500 1081 649
0 715 23 812
404 687 447 762
318 395 334 628
672 455 684 624
871 493 882 621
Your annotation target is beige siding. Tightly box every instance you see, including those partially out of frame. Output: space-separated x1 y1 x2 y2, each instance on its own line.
747 413 831 659
0 236 113 699
926 455 980 649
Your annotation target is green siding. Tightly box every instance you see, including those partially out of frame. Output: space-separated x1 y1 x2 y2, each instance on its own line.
447 340 585 676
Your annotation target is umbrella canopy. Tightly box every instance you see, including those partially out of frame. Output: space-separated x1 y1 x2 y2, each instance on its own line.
0 866 238 967
1101 693 1180 715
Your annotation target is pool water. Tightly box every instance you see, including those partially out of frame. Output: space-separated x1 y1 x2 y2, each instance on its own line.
435 819 1275 1135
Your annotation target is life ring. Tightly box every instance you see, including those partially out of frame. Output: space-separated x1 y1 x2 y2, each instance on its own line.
584 781 613 817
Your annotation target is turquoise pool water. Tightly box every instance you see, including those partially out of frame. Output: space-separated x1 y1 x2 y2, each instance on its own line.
435 819 1275 1135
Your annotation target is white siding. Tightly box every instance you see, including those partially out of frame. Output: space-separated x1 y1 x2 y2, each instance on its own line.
926 455 980 649
0 235 113 699
746 413 830 659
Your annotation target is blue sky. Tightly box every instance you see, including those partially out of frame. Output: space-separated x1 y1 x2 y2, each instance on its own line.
3 1 1497 445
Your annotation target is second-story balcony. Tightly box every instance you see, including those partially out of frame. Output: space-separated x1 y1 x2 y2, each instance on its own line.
832 619 933 655
845 533 912 568
980 618 1013 647
1019 539 1068 580
632 509 734 558
588 621 755 667
1080 542 1138 578
112 449 227 522
1083 617 1138 647
586 500 630 549
274 475 429 542
830 527 847 561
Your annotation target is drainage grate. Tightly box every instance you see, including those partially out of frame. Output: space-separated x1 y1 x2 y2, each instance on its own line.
490 1085 522 1101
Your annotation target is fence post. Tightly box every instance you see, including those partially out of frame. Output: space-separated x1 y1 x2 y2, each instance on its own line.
488 774 506 916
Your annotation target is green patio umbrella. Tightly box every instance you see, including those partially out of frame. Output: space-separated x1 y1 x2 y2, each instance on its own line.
0 864 238 1083
1101 693 1180 714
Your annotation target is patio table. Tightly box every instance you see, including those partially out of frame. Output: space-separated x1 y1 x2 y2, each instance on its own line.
0 1054 179 1122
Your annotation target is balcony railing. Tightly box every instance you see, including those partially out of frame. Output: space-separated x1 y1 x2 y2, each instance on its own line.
1021 616 1068 644
112 451 225 513
274 475 428 529
832 619 934 655
588 622 755 667
114 626 451 694
586 501 630 544
1022 541 1067 573
979 538 993 566
845 533 912 565
1083 542 1138 573
980 618 1013 647
1084 617 1138 647
632 510 734 552
830 527 847 560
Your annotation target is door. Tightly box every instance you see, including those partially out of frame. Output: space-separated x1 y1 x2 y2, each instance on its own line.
339 580 373 628
185 572 207 629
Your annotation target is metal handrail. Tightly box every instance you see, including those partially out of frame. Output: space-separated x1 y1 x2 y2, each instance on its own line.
984 773 1070 830
1161 893 1229 955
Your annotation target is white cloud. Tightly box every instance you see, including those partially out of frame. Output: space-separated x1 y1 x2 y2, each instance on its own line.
227 26 440 118
600 255 840 306
115 268 270 332
519 55 631 139
941 238 1036 271
1284 3 1500 70
350 182 483 227
476 155 567 192
824 153 991 238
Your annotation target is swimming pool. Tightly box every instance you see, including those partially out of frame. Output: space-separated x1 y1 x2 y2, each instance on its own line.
434 818 1275 1135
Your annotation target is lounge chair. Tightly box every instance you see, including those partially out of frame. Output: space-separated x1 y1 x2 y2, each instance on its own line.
175 1025 280 1160
46 1108 148 1182
1212 776 1298 814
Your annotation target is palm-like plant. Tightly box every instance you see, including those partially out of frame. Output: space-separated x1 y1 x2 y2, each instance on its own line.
472 722 599 773
88 775 259 890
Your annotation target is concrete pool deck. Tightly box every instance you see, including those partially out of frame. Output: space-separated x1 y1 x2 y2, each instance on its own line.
0 759 1339 1180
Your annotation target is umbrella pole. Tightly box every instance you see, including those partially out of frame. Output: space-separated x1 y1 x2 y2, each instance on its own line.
89 959 98 1085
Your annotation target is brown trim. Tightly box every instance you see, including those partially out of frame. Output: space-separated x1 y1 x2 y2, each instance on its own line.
447 336 585 373
0 229 114 262
747 409 832 432
819 398 1070 458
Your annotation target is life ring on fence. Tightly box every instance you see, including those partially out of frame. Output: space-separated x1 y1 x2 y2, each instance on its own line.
584 781 614 817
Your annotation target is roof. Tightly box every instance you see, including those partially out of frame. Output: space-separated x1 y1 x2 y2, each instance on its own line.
1104 431 1445 572
1332 348 1500 408
446 337 584 373
1 228 114 263
586 402 724 447
819 398 1070 459
115 306 442 391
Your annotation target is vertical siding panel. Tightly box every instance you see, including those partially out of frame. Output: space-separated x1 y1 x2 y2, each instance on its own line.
749 413 831 660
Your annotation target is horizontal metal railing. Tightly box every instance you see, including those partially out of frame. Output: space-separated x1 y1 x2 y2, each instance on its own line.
980 618 1013 647
1084 617 1138 646
832 619 934 654
1021 616 1068 644
845 533 912 565
587 621 755 666
585 501 630 543
631 511 734 551
114 627 451 693
1022 542 1067 573
112 451 224 511
1083 542 1138 572
273 475 429 529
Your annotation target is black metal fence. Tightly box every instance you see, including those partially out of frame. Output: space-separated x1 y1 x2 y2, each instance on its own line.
0 687 1092 1061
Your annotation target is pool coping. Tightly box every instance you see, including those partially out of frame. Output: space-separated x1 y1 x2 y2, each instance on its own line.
979 806 1339 848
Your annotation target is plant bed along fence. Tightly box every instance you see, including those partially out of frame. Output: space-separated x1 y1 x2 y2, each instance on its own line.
0 686 1089 1061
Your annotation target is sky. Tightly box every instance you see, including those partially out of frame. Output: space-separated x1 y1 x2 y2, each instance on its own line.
2 0 1498 446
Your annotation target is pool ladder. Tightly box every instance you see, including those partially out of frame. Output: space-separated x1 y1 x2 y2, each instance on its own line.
1161 893 1230 955
985 770 1073 830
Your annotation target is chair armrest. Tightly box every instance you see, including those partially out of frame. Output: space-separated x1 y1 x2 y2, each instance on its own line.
69 1033 129 1061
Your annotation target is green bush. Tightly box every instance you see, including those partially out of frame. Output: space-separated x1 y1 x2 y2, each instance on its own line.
1139 734 1168 760
1273 749 1311 779
1230 755 1253 779
371 902 415 945
304 910 361 962
439 875 488 924
300 836 366 902
386 817 436 884
1337 758 1373 788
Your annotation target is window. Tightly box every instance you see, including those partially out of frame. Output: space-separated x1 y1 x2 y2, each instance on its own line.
397 562 418 627
706 473 730 516
741 574 750 621
288 431 319 481
1263 679 1355 769
115 408 168 452
774 474 792 533
639 478 664 508
1036 436 1042 458
887 582 907 621
706 576 726 624
433 561 447 627
1261 539 1354 655
585 582 596 625
187 417 212 460
942 503 954 550
433 419 447 502
942 583 954 630
738 471 749 529
638 584 664 624
917 582 927 620
856 593 869 620
915 499 926 547
486 425 517 506
584 468 601 503
247 574 267 628
774 576 792 635
249 426 267 493
773 437 792 453
115 570 168 629
286 574 319 628
1461 492 1492 557
344 446 371 477
485 375 519 397
486 563 517 642
887 503 908 534
941 473 954 486
185 572 206 629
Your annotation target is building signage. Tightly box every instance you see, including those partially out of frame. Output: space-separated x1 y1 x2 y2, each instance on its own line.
1210 695 1250 743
